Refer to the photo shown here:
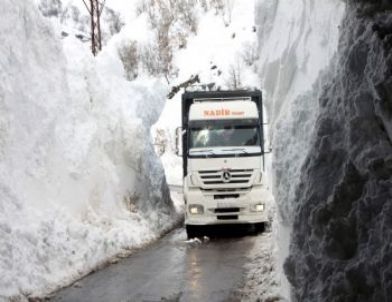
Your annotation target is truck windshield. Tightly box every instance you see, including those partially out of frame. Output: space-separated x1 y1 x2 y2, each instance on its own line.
189 122 261 149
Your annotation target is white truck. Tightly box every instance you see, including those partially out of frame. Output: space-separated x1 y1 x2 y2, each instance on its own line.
177 90 270 238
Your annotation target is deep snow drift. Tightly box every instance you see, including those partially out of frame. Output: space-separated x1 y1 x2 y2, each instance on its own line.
284 2 392 301
0 0 177 299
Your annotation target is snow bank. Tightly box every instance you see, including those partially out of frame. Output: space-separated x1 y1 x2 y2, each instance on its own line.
256 0 345 224
284 3 392 301
239 232 287 301
255 0 346 298
0 0 176 300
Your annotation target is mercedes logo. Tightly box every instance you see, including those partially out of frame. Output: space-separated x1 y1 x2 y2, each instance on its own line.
222 170 231 183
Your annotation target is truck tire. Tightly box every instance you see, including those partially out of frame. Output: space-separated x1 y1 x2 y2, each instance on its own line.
186 225 202 239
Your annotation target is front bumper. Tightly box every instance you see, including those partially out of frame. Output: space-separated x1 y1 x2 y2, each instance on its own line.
184 185 269 226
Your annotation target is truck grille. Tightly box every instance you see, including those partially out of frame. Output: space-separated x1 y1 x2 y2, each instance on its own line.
198 169 254 186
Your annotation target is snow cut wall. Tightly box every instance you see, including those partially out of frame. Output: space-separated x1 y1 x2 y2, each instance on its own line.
0 0 176 299
255 0 345 297
256 0 345 224
284 2 392 301
257 0 392 300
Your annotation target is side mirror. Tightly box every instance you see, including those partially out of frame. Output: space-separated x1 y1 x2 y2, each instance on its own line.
175 127 185 157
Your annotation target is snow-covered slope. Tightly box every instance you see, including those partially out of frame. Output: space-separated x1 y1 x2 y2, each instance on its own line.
36 0 125 45
0 0 177 300
284 3 392 301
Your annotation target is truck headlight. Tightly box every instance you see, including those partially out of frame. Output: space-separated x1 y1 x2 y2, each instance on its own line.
189 204 204 215
251 203 265 212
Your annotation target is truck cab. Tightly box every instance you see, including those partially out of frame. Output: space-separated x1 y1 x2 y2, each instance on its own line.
179 90 269 238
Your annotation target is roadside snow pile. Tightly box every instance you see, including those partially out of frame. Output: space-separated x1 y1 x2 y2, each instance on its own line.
0 0 177 300
238 232 287 302
285 3 392 301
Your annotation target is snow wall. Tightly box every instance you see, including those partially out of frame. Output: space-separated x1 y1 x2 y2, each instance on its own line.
255 0 345 297
257 0 392 301
0 0 176 299
285 2 392 301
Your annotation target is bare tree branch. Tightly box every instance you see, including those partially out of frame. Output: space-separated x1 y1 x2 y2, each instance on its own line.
167 75 200 99
83 0 104 56
98 0 106 17
82 0 91 14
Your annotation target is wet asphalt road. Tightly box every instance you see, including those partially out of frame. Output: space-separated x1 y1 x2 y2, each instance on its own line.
51 227 259 302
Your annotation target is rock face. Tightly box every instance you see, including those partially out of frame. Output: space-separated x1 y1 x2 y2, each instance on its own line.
284 2 392 301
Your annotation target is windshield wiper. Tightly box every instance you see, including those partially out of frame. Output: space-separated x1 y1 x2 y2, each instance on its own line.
221 148 249 154
189 149 215 156
189 149 213 153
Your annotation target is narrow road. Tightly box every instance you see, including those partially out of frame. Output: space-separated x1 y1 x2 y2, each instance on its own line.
51 228 263 302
